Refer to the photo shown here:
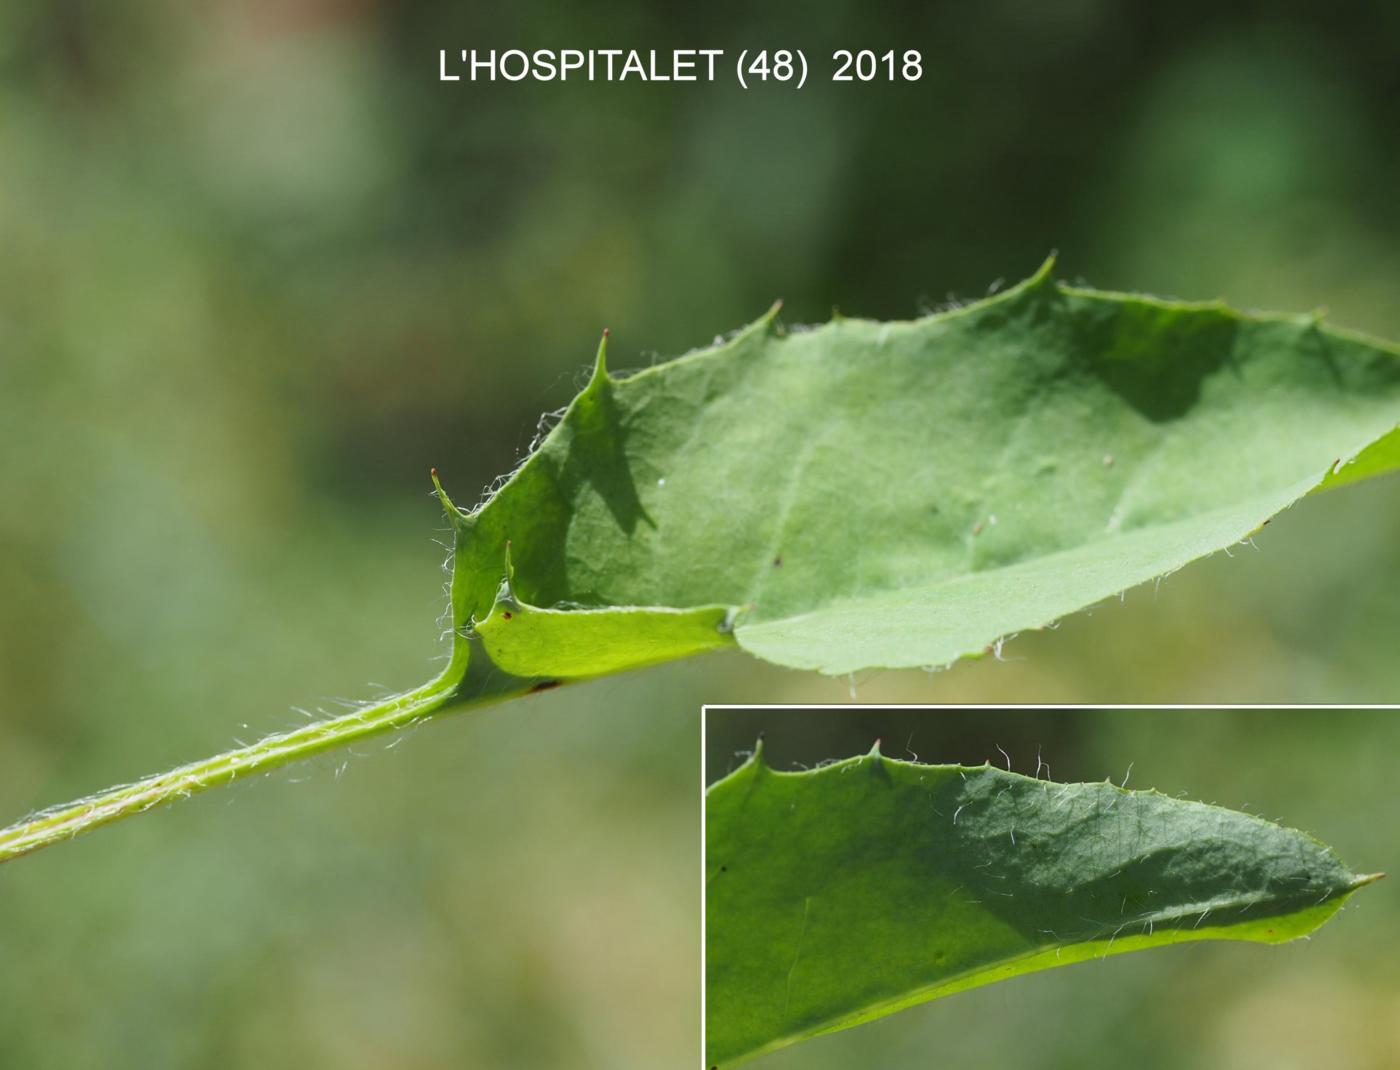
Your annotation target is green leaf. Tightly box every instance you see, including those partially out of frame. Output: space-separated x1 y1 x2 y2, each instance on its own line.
6 260 1400 863
443 257 1400 679
704 744 1377 1067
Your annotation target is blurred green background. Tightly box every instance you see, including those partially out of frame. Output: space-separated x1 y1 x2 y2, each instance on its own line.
0 1 1397 1067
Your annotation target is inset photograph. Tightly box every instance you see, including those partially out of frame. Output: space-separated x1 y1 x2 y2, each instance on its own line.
704 706 1397 1069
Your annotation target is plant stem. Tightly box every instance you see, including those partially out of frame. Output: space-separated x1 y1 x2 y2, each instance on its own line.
0 665 532 865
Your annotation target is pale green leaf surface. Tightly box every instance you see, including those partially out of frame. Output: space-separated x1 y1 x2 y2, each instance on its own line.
477 600 735 678
704 746 1376 1066
440 258 1400 681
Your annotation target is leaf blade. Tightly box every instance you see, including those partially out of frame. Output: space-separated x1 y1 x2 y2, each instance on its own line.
704 749 1374 1066
446 260 1400 679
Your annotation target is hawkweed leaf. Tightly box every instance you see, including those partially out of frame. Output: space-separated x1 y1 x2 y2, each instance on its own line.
447 256 1400 677
704 745 1378 1066
4 259 1399 861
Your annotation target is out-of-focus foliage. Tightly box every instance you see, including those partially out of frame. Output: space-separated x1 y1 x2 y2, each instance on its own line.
1 1 1398 1067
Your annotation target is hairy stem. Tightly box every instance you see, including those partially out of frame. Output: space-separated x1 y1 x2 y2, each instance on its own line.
0 661 539 865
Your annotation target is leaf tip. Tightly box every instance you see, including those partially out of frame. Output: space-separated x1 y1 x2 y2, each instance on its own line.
1350 872 1385 890
750 734 769 770
590 330 610 384
490 539 521 610
1028 251 1058 288
430 467 468 524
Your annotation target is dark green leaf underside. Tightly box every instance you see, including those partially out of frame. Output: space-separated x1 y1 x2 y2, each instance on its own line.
704 747 1374 1066
437 258 1400 682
